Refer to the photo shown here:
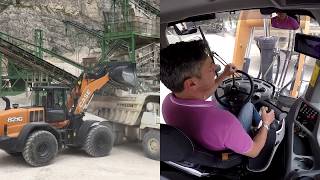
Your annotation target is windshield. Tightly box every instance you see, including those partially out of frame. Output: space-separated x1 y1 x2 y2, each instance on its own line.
31 88 67 109
161 9 320 122
165 10 319 97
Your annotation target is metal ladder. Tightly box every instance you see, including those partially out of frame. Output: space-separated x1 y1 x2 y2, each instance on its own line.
63 20 129 60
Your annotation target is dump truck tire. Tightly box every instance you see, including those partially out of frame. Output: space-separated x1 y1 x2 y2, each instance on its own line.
84 125 114 157
102 122 125 145
143 129 160 160
22 130 58 167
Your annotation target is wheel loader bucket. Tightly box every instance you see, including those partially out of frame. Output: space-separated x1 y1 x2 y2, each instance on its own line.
108 62 137 88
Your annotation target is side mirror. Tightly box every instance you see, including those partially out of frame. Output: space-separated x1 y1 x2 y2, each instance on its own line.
271 13 300 30
173 22 197 35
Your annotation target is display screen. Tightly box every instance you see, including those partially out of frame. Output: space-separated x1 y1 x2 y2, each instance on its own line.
295 33 320 60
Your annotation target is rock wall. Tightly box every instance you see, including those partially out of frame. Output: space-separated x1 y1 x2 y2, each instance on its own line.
0 0 159 68
0 0 111 55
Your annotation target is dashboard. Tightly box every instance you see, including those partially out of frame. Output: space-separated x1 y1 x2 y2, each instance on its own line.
286 98 320 178
296 101 319 132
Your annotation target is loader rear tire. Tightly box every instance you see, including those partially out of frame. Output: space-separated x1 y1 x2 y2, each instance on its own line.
84 125 114 157
22 130 58 167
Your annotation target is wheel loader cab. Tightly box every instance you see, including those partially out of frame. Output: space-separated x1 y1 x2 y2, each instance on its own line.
31 86 69 123
161 1 320 179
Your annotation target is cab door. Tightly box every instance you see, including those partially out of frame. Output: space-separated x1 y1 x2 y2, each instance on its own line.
44 89 67 122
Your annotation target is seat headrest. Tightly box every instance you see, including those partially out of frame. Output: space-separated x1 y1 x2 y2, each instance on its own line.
160 124 194 161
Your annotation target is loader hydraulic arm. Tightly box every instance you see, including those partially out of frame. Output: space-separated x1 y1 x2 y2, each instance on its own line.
67 71 110 115
66 62 137 115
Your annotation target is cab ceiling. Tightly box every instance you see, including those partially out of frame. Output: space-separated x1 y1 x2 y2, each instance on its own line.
161 0 320 24
160 0 275 23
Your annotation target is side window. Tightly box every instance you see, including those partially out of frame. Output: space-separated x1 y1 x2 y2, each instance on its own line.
53 90 65 109
165 12 238 67
40 91 47 107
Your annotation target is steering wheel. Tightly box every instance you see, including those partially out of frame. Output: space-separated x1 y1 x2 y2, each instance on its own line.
214 70 254 109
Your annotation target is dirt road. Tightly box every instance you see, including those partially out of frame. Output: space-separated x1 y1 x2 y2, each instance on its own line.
0 142 159 180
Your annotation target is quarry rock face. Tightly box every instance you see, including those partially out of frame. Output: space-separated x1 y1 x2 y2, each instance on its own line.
0 0 111 55
0 0 160 84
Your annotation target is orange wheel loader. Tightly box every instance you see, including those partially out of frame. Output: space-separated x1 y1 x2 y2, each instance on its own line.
0 62 136 166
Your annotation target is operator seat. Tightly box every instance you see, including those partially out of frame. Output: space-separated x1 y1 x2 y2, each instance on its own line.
160 124 244 169
161 121 280 177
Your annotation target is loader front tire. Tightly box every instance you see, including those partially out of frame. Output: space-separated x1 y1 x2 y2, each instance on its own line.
84 125 114 157
22 130 58 167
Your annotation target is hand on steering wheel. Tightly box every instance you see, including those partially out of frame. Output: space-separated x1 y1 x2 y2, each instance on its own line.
221 64 237 77
214 70 254 109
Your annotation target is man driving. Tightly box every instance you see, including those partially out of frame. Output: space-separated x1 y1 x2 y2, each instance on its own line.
161 40 275 158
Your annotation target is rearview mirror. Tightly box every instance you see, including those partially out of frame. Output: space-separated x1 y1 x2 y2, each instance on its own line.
271 13 300 30
173 22 197 35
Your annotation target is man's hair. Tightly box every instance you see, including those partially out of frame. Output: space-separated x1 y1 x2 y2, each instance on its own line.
160 40 208 93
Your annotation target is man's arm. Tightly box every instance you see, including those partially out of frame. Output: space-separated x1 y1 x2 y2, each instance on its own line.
212 64 236 92
243 126 268 158
243 107 275 158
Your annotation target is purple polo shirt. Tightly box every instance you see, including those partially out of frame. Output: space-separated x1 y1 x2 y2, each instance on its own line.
162 93 253 154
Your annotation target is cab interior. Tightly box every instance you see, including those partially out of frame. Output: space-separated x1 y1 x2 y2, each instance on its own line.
160 0 320 179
